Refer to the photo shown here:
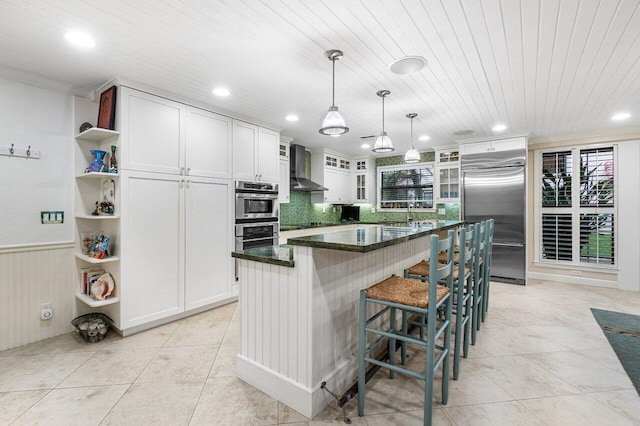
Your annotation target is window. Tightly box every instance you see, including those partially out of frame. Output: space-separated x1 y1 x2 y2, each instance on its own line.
356 174 366 201
537 146 615 266
377 163 434 210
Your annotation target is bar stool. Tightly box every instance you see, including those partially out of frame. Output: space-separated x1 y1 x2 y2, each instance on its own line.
357 230 455 426
481 219 494 322
404 225 474 380
471 221 486 345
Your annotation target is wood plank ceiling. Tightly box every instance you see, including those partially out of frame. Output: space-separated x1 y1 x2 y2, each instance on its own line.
0 0 639 156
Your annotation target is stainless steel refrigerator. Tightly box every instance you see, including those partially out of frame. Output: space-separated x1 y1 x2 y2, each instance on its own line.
461 148 526 284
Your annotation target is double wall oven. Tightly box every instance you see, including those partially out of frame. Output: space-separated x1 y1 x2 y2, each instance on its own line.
235 180 279 251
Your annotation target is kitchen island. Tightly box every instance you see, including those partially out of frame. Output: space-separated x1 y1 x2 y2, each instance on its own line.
232 220 462 418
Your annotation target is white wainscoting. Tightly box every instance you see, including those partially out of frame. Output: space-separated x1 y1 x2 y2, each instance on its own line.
0 242 76 351
237 233 438 418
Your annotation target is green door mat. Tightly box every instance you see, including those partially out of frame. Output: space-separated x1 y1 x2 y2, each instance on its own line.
591 308 640 395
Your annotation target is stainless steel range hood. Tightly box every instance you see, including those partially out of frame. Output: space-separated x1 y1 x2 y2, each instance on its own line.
290 144 328 192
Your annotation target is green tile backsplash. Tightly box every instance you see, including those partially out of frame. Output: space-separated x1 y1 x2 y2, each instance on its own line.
280 150 459 224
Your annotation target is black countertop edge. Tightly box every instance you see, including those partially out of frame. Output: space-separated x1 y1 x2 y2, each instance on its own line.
280 220 454 231
231 245 295 268
286 221 464 253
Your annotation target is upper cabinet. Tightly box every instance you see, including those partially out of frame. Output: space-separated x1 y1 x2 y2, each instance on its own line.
459 136 526 156
434 147 460 203
232 120 279 183
353 157 375 204
311 150 353 203
279 138 291 204
119 87 232 179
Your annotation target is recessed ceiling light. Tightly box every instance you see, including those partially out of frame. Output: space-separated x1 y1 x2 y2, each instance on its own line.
361 143 371 149
611 112 631 120
212 87 230 97
492 124 507 132
389 56 427 74
64 31 95 48
418 135 430 142
331 134 341 138
286 115 299 122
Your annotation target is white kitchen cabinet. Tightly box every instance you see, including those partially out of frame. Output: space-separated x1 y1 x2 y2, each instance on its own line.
120 170 234 328
185 176 234 310
232 120 280 183
119 87 232 178
279 138 291 204
311 149 353 203
434 147 460 203
353 157 375 203
459 136 526 155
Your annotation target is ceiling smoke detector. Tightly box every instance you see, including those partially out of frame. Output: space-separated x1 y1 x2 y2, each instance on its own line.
453 129 474 136
389 56 427 75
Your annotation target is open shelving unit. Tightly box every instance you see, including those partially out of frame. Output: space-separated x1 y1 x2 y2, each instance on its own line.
74 127 121 313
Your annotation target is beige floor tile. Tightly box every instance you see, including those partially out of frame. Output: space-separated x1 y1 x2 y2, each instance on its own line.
522 324 610 351
520 394 636 426
306 400 367 425
523 350 633 392
209 344 238 378
104 321 180 350
444 401 545 425
587 389 640 424
482 326 571 354
0 390 49 424
163 316 228 347
0 352 93 392
11 384 128 426
348 375 425 416
468 355 581 399
135 345 218 383
278 401 309 423
0 332 108 356
364 408 454 425
101 380 204 426
57 348 157 388
189 376 278 425
222 319 240 346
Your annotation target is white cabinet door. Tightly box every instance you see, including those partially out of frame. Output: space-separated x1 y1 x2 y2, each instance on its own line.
185 177 233 310
323 169 339 203
120 171 185 329
338 171 352 203
233 120 259 181
257 127 279 182
121 88 183 174
459 141 492 155
186 108 232 179
279 159 290 204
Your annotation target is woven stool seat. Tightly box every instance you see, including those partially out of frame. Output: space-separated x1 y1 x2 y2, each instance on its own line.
407 260 470 282
438 252 460 263
366 275 449 308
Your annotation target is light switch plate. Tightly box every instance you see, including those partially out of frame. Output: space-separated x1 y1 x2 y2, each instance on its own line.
438 208 446 215
41 211 64 224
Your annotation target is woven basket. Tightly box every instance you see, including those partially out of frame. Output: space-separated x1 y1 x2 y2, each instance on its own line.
71 313 113 343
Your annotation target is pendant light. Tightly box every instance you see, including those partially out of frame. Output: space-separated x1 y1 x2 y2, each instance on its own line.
372 90 394 153
404 113 421 163
319 50 349 135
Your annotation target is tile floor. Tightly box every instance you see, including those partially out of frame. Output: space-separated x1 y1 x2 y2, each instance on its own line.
1 280 639 425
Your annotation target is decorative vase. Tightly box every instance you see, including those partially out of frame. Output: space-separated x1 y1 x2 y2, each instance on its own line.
86 150 107 173
109 145 118 173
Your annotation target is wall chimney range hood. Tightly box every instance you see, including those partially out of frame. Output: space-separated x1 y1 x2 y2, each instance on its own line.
290 144 327 192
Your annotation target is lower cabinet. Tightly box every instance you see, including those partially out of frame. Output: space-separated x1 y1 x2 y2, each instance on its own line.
120 170 233 330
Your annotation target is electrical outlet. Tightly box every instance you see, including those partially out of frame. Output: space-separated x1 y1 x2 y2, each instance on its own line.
371 207 376 213
333 207 336 213
40 302 53 320
438 208 446 215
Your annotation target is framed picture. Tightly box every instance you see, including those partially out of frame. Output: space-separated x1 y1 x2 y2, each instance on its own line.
97 86 117 130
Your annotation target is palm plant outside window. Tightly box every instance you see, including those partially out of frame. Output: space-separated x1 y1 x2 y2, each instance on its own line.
539 146 615 266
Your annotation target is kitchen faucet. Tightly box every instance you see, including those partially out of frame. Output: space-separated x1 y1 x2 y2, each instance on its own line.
406 204 413 222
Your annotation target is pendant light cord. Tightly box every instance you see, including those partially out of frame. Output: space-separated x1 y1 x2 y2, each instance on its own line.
332 58 336 107
410 115 414 148
381 95 385 133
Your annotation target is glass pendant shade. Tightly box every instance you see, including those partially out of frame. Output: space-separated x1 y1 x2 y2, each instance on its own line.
372 132 394 153
404 148 420 163
319 106 348 135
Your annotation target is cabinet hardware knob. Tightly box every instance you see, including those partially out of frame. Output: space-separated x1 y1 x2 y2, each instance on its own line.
180 167 185 175
186 168 191 175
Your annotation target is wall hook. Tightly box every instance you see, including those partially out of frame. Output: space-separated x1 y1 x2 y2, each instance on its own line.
26 146 31 156
9 143 14 155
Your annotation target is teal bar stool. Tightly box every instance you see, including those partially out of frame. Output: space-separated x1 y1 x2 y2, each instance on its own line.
404 225 474 380
357 230 455 426
481 219 494 322
471 221 486 344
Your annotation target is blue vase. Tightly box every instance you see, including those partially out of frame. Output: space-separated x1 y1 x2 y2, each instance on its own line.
87 150 107 172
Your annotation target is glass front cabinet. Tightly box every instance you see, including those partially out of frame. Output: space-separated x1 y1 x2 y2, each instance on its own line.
434 147 460 203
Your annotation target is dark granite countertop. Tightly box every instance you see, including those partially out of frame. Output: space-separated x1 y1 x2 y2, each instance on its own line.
232 245 294 267
286 220 463 253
